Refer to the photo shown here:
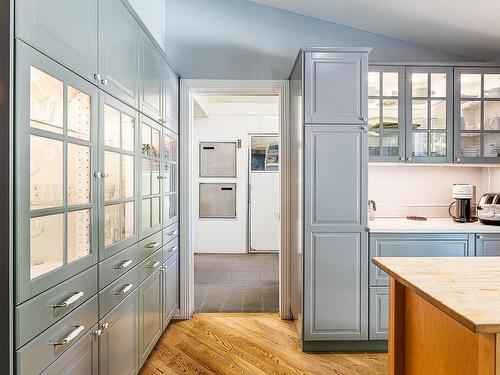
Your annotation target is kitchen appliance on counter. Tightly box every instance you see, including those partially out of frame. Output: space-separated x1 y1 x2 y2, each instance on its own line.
449 184 478 223
477 193 500 225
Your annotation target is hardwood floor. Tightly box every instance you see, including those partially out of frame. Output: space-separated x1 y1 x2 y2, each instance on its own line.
140 314 387 375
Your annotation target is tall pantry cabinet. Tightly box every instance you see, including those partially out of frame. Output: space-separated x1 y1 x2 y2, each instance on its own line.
13 0 180 373
289 48 371 349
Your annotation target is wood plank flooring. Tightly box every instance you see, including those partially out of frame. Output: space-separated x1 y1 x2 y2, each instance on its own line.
140 314 387 375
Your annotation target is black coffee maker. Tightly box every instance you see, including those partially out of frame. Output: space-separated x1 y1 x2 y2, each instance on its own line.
449 184 477 222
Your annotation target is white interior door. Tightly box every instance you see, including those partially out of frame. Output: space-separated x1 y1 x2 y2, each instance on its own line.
249 134 280 253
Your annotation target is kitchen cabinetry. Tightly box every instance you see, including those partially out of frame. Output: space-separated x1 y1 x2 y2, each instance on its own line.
16 0 98 83
163 63 179 132
475 233 500 256
99 288 140 375
368 66 405 161
140 32 163 122
304 51 368 124
368 287 388 340
162 251 179 329
454 68 500 163
15 42 99 304
139 267 162 366
98 0 139 108
162 128 178 227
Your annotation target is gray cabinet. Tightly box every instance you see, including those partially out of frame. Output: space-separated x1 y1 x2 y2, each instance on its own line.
98 0 139 108
368 287 388 340
304 51 368 124
15 41 99 304
303 232 368 341
162 128 178 227
16 0 98 83
99 288 140 375
140 32 163 122
139 268 162 367
162 251 179 329
475 233 500 256
163 63 179 132
454 67 500 163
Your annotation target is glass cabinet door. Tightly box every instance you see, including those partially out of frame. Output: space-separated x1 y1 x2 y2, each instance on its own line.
15 43 98 304
162 128 178 227
139 116 162 238
455 68 500 163
99 94 139 260
368 66 405 161
406 67 453 163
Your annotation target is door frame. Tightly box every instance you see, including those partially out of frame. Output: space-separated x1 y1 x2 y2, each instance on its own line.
247 132 280 254
178 79 291 319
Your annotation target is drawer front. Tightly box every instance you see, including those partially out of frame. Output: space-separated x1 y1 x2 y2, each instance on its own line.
162 237 178 262
16 295 98 375
15 266 97 349
98 266 139 318
139 249 163 284
98 243 139 289
162 222 178 245
369 233 470 286
138 230 163 261
369 287 388 340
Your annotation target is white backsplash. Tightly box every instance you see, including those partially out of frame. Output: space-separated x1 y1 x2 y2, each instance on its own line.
368 164 500 218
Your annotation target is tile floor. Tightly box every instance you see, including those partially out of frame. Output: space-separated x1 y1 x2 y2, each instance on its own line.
194 253 279 313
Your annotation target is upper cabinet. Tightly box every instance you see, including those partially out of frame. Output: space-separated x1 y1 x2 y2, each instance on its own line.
163 63 179 132
16 0 98 83
454 68 500 163
98 0 140 108
140 32 163 123
368 66 405 161
305 51 368 124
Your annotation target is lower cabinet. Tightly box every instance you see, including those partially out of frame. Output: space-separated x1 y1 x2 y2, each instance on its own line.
99 288 140 375
368 287 388 340
162 251 179 329
475 234 500 256
139 268 163 367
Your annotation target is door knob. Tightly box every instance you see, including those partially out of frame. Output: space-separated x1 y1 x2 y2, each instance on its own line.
399 156 405 161
101 78 109 86
456 157 462 162
407 157 413 162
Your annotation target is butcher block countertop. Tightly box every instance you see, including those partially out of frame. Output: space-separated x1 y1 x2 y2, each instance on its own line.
372 257 500 334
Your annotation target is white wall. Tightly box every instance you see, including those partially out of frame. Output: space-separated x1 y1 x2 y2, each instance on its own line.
369 165 500 218
193 97 279 253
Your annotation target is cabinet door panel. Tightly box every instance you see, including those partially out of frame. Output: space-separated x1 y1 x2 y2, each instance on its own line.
17 0 98 82
163 63 179 132
305 52 367 124
98 0 139 108
162 251 178 329
304 232 367 341
368 287 388 340
140 34 163 121
139 269 162 366
475 234 500 256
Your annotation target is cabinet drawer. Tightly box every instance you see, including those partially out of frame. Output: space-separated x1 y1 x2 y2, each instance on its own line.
15 266 97 349
99 243 139 290
163 237 178 262
99 266 139 318
369 287 388 340
369 233 470 286
138 231 163 261
139 249 163 284
16 295 98 375
163 222 178 245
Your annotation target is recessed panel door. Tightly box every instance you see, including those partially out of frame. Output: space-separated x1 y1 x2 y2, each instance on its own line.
162 128 178 227
140 32 163 122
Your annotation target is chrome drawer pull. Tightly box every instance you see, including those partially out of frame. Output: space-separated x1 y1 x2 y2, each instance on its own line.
113 259 133 270
166 230 178 236
145 241 160 249
52 291 84 309
50 325 85 346
168 246 178 253
146 261 160 269
114 283 133 296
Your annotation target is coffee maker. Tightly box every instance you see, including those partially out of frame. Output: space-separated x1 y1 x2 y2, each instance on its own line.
449 184 478 222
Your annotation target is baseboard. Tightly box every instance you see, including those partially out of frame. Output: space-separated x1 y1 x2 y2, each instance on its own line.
302 340 388 352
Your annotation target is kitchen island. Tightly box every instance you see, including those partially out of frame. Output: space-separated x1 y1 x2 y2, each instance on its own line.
372 257 500 375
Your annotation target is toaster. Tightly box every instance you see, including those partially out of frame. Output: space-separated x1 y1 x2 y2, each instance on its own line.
477 193 500 225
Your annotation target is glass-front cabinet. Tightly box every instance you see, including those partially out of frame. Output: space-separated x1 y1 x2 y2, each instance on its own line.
140 116 162 238
15 42 98 303
162 128 178 227
405 67 453 163
99 94 139 260
368 66 405 161
455 68 500 163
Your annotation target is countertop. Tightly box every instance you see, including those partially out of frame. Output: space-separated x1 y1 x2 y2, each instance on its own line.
372 257 500 334
368 217 500 233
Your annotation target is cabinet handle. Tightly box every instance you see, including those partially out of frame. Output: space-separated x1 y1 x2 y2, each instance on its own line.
360 126 368 131
166 230 178 236
101 322 109 330
167 246 178 253
52 291 84 309
146 261 160 269
456 157 462 162
93 171 108 178
93 329 103 336
145 241 160 249
113 259 132 270
114 284 133 296
101 78 109 86
94 73 102 82
407 157 413 162
50 325 85 346
359 116 368 122
399 156 405 161
477 235 484 240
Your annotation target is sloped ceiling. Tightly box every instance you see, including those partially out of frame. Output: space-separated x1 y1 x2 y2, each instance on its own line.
248 0 500 60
